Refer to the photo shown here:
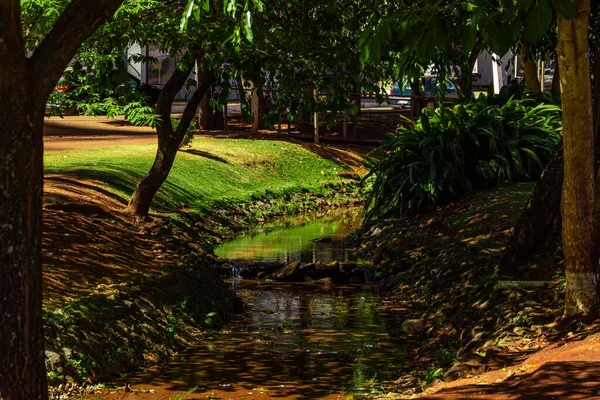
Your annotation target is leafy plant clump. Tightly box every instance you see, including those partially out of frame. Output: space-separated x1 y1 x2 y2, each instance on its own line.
364 96 562 220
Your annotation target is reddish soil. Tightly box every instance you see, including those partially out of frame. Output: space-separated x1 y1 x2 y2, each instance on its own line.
42 175 181 306
44 116 157 152
419 332 600 399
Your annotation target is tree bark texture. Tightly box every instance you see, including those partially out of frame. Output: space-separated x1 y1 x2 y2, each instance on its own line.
500 142 563 271
241 69 265 133
593 51 600 164
520 37 542 93
459 48 480 100
0 1 123 398
127 64 214 216
557 0 598 315
552 60 561 96
0 70 47 400
410 80 425 119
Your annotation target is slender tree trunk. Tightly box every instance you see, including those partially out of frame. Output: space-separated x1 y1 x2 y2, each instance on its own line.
410 80 424 119
237 76 250 120
127 62 214 216
520 37 542 93
501 142 563 270
552 60 561 96
557 0 598 315
241 69 264 133
459 48 480 101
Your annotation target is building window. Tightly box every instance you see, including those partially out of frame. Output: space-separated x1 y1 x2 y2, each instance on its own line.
146 46 179 86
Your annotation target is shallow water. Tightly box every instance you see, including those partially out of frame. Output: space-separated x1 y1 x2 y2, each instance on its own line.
96 210 405 399
215 208 364 264
122 282 405 399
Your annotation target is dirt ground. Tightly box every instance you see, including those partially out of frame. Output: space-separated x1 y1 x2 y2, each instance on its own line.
43 115 381 154
419 332 600 399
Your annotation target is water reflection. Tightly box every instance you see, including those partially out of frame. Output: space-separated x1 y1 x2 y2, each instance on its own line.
215 208 363 264
134 282 405 399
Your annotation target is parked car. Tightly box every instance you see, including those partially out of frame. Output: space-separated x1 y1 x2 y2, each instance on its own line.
389 75 463 109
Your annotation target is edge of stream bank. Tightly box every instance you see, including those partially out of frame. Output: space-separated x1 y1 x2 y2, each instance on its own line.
43 179 365 398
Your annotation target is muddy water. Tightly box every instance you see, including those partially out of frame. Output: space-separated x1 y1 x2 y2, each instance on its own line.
97 210 406 399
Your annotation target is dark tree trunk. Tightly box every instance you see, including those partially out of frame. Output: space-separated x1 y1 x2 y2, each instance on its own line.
593 51 600 165
199 89 225 130
500 142 563 271
552 60 561 96
1 1 123 398
459 49 480 101
410 79 425 119
0 79 48 400
127 61 214 216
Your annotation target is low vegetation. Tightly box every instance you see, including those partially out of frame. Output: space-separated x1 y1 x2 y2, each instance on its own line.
364 96 562 220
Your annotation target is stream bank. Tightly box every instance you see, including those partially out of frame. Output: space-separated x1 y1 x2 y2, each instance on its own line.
43 177 364 398
347 183 600 397
75 208 411 400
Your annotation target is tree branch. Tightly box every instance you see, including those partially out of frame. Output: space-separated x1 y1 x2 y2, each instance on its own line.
175 70 215 138
155 53 196 135
30 0 124 100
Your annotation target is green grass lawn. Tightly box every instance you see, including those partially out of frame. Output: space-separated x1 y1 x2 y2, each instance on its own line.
45 138 355 213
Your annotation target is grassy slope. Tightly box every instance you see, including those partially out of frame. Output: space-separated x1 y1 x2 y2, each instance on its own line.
44 138 353 212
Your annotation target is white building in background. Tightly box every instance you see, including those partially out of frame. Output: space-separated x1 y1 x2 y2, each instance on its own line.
472 51 555 93
125 44 198 103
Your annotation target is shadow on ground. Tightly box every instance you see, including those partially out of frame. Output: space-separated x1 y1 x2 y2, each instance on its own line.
422 361 600 399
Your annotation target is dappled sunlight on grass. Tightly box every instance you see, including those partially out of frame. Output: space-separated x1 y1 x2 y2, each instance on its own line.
44 138 356 213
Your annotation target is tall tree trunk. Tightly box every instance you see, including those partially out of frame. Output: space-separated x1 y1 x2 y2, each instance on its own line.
520 37 542 93
0 78 48 400
501 142 563 271
557 0 597 315
127 62 214 216
237 76 251 121
1 1 123 398
593 51 600 164
459 48 480 101
410 79 424 119
552 60 561 96
241 69 264 133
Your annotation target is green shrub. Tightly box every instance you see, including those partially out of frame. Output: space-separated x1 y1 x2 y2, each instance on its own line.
364 96 562 220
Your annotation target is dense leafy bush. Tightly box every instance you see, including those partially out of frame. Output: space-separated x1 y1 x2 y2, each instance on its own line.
364 96 562 220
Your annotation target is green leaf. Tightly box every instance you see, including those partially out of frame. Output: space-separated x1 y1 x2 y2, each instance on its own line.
484 22 515 55
523 0 553 43
549 0 577 19
179 0 195 30
461 24 477 51
243 10 253 42
253 0 264 12
360 42 371 66
369 38 381 63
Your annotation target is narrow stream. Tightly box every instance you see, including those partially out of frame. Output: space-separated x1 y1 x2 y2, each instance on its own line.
215 208 365 264
105 209 406 399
